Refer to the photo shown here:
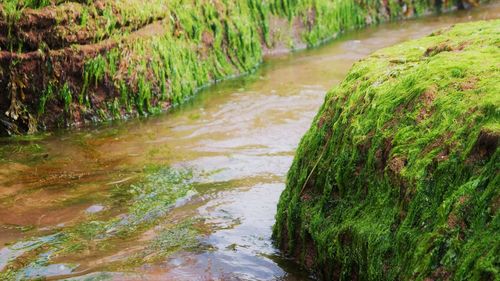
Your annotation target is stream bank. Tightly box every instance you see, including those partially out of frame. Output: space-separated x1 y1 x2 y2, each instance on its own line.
0 0 483 135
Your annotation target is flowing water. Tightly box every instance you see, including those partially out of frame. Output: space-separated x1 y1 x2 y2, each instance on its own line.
0 5 499 280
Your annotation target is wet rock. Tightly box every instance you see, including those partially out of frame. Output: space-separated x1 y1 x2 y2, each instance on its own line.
85 204 105 214
274 20 499 281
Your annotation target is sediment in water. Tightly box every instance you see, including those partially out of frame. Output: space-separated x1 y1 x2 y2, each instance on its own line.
0 0 480 135
273 20 499 280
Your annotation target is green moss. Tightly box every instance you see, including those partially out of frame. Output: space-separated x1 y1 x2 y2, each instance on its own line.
274 20 499 281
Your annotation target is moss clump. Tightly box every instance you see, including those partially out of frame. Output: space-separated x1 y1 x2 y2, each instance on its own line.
273 20 499 280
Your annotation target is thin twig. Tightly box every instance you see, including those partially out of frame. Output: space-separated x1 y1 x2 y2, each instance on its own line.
299 144 328 197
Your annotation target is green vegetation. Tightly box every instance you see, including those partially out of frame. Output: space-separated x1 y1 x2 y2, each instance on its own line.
0 0 469 135
0 134 49 163
115 219 200 269
0 165 197 280
274 20 499 280
1 0 51 22
58 166 194 253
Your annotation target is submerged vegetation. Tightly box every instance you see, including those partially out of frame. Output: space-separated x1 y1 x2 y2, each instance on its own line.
274 20 499 280
0 0 478 135
0 165 198 280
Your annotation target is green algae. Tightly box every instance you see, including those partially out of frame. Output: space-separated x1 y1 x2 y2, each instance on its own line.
57 165 194 254
273 20 500 280
0 134 49 163
0 165 195 280
113 219 201 270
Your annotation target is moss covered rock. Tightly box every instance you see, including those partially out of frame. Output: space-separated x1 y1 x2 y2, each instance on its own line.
0 0 478 135
273 20 499 280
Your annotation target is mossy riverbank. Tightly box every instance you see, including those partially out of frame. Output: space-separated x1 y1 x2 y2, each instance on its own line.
0 0 480 135
273 20 499 280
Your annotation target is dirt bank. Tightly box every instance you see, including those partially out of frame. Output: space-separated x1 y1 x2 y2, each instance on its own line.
273 20 499 280
0 0 481 135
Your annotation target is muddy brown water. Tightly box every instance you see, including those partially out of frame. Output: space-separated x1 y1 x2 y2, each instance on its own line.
1 5 499 280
